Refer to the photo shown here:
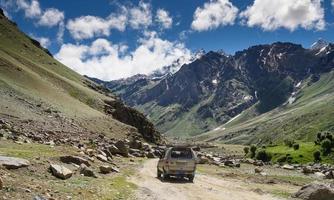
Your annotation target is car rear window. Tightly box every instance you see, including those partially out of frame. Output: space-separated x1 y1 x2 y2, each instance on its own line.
170 148 193 159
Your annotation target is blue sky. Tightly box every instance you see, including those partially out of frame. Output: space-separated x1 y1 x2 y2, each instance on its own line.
1 0 334 80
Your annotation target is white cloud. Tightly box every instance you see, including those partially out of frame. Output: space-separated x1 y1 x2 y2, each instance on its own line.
55 33 192 80
240 0 325 31
332 0 334 9
16 0 41 18
156 9 173 29
36 37 51 48
191 0 238 31
129 1 152 29
38 8 64 27
66 13 127 40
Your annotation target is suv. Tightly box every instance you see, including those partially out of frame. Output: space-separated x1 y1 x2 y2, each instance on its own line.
157 146 197 182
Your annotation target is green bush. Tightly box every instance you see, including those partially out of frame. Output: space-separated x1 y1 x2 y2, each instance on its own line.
250 145 257 158
313 151 321 162
293 143 300 150
243 147 249 156
256 150 272 162
284 139 294 147
321 139 332 155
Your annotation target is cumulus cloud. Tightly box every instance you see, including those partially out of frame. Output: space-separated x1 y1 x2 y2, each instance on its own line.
191 0 238 31
240 0 325 31
35 36 51 48
16 0 41 18
66 13 127 40
38 8 64 27
129 1 152 29
155 9 173 29
55 33 192 80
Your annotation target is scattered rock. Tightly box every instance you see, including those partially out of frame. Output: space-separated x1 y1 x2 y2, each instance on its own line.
129 139 142 149
80 164 97 178
0 177 3 190
314 172 326 179
325 171 334 179
99 165 119 174
293 183 334 200
60 155 90 166
50 164 73 179
108 144 120 154
146 152 156 159
282 164 294 170
302 166 313 174
0 156 30 169
33 196 47 200
254 167 263 174
96 154 108 162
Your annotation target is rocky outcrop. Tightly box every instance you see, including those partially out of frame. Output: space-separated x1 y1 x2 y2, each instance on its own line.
104 100 162 143
0 156 30 169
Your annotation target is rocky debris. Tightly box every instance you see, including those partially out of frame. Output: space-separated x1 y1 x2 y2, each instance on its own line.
33 195 47 200
80 164 97 178
0 176 3 190
99 165 119 174
325 171 334 179
50 164 73 179
129 139 143 150
302 166 314 174
0 156 30 169
60 155 90 167
146 152 156 159
293 183 334 200
108 144 120 155
314 172 326 179
224 160 240 168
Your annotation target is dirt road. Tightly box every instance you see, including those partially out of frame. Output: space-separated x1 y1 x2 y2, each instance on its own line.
130 159 285 200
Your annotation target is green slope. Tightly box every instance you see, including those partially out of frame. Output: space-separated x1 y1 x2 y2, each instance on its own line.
0 12 159 142
197 71 334 145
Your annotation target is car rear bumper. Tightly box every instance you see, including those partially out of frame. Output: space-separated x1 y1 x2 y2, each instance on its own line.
165 170 195 176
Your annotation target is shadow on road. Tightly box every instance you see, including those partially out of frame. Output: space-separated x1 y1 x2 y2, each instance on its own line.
156 176 194 184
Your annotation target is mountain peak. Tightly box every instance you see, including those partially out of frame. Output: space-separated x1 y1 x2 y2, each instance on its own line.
311 38 328 50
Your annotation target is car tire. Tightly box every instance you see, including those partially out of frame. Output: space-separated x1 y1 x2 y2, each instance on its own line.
188 175 194 182
163 173 170 180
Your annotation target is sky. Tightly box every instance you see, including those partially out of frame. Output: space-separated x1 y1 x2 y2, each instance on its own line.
1 0 334 80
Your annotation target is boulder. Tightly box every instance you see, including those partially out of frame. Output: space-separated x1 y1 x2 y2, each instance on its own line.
293 183 334 200
0 176 3 190
50 164 73 179
60 155 90 167
96 154 108 162
100 165 119 174
80 164 97 178
325 171 334 179
302 166 313 174
0 156 30 169
129 139 142 149
115 141 129 157
315 172 326 179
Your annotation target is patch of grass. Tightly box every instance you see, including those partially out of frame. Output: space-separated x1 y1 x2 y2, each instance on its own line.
266 142 334 164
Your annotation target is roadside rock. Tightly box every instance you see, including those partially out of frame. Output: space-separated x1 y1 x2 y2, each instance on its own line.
60 155 90 167
80 164 97 178
50 164 73 179
0 156 30 169
293 183 334 200
254 167 263 174
108 144 120 154
99 165 119 174
302 166 313 174
146 152 156 159
282 164 294 170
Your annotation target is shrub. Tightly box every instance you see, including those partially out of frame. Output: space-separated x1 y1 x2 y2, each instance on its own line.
293 143 300 150
284 139 294 147
250 145 257 158
277 155 287 163
256 150 272 162
321 139 332 155
313 151 321 162
243 147 249 156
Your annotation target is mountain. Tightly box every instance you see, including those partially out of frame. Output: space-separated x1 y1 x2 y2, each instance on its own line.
311 38 329 50
92 40 334 143
0 9 161 144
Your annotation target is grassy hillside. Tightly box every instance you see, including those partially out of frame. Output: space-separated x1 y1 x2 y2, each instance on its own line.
196 70 334 145
0 12 159 142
